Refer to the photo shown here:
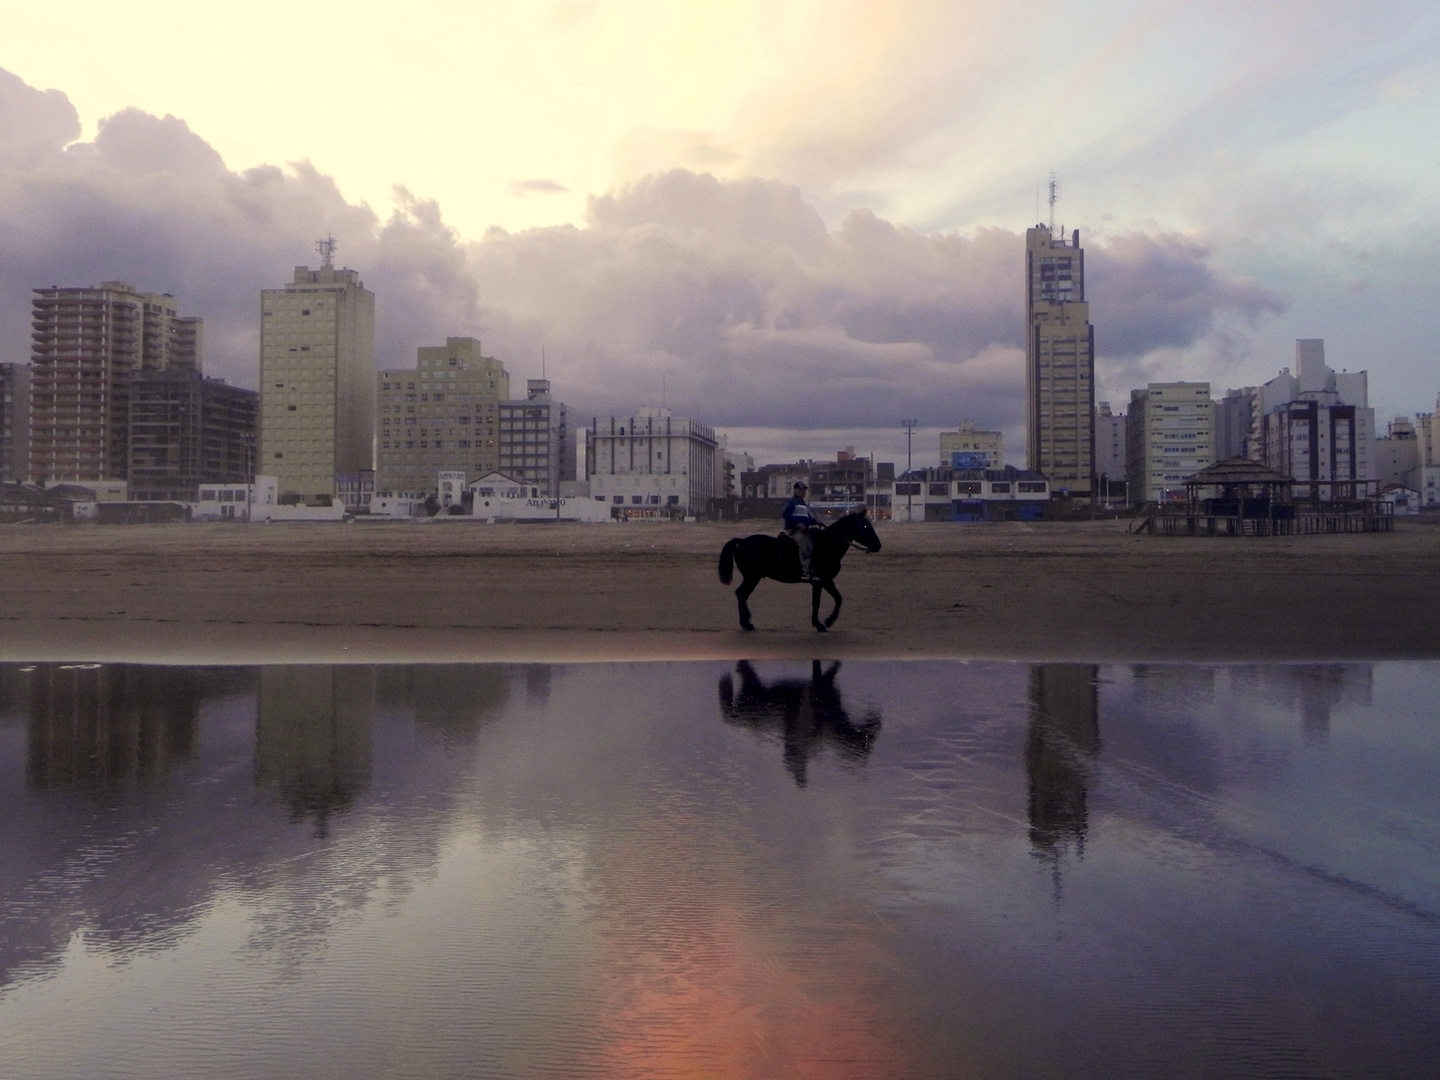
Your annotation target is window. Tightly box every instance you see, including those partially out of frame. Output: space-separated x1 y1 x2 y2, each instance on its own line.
667 495 680 505
929 483 949 496
1018 482 1046 493
613 496 624 504
631 495 643 504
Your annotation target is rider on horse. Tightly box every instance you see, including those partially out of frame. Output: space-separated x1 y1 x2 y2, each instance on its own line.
782 480 821 581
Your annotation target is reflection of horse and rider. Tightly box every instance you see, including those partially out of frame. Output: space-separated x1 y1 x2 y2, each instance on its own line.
718 660 882 786
717 480 882 631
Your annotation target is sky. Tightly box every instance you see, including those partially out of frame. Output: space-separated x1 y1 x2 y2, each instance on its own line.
1 0 1437 467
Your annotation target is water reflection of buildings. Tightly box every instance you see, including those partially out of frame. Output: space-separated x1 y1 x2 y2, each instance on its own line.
20 664 238 790
1230 664 1372 740
1026 665 1100 861
375 665 511 744
256 667 373 836
717 661 880 786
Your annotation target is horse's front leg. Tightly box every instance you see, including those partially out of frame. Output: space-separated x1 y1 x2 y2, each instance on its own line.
811 580 826 632
821 578 842 628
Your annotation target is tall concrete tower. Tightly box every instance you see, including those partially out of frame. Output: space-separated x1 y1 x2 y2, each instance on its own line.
1025 212 1095 499
259 257 375 501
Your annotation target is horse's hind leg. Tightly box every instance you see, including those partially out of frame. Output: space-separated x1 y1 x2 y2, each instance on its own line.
736 576 759 631
821 579 842 628
811 580 826 632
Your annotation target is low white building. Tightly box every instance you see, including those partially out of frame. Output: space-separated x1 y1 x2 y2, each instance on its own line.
194 476 280 521
468 471 611 522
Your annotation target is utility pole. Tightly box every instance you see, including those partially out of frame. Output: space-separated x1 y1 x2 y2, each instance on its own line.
902 419 917 522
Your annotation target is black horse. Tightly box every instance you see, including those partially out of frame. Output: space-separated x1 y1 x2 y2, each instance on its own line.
717 508 881 631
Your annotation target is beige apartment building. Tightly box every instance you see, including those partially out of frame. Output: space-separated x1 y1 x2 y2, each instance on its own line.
1025 226 1095 498
259 265 375 501
29 282 203 484
375 337 511 495
939 421 1004 468
1126 382 1214 505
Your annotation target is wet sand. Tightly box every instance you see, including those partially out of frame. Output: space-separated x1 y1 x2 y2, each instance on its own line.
0 518 1437 664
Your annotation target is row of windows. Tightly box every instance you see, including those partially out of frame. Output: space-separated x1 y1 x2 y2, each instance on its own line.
380 440 474 450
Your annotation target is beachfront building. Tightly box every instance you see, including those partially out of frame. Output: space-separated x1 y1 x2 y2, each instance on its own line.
1094 402 1126 504
1026 223 1095 499
375 337 509 497
1254 340 1374 501
1409 398 1440 507
1126 383 1215 505
29 282 202 485
586 408 718 519
939 421 1004 469
891 464 1049 522
259 260 375 502
1374 417 1419 490
1215 387 1258 461
1 363 30 481
498 380 574 499
127 371 257 502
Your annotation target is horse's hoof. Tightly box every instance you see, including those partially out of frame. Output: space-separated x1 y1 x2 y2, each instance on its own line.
741 623 755 632
813 624 828 633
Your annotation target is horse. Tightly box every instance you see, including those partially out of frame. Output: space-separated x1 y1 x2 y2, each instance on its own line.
717 507 881 631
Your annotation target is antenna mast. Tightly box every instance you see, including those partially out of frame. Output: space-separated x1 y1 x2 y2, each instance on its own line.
1047 174 1058 236
316 234 337 269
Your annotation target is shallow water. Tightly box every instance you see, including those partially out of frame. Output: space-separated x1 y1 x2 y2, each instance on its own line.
1 659 1438 1079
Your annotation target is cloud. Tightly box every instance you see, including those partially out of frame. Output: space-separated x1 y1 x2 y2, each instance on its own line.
508 178 570 197
0 67 1279 450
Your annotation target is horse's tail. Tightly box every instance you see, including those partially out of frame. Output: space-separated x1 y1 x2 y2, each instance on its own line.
718 538 740 585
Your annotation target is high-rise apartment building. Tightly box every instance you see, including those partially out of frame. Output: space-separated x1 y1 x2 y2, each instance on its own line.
376 337 510 495
29 282 202 483
1 363 31 481
128 371 258 501
498 380 573 498
259 264 375 501
1215 387 1258 461
1125 382 1214 505
1094 402 1125 498
1025 225 1095 498
1255 340 1374 501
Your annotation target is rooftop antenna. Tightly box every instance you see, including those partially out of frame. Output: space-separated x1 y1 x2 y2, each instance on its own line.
541 346 546 379
316 234 337 269
1047 174 1058 236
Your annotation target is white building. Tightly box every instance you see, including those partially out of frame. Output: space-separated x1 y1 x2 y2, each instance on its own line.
1126 383 1215 505
1409 398 1440 507
468 471 611 521
194 476 280 521
259 260 375 502
891 465 1049 522
1255 340 1374 501
586 409 718 519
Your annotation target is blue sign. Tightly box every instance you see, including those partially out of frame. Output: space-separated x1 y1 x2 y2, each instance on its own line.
950 452 988 469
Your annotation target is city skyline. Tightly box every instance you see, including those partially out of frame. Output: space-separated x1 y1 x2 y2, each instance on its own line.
0 3 1436 466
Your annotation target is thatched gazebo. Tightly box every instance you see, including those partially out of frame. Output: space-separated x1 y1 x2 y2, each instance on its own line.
1183 457 1295 518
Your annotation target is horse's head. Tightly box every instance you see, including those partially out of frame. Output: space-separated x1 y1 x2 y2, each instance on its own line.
841 506 882 552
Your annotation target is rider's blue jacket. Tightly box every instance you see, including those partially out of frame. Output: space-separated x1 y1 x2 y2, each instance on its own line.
782 496 815 531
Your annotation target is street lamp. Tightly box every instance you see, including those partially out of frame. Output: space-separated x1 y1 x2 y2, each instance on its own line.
902 419 917 522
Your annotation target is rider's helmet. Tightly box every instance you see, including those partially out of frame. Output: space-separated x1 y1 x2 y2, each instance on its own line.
794 480 808 493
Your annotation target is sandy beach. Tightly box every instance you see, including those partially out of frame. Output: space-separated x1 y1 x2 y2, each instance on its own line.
0 517 1437 664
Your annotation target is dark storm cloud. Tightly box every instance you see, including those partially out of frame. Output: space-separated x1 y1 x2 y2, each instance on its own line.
0 68 1281 434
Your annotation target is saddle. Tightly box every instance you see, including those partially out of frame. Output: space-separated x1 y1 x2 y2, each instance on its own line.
774 531 807 581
